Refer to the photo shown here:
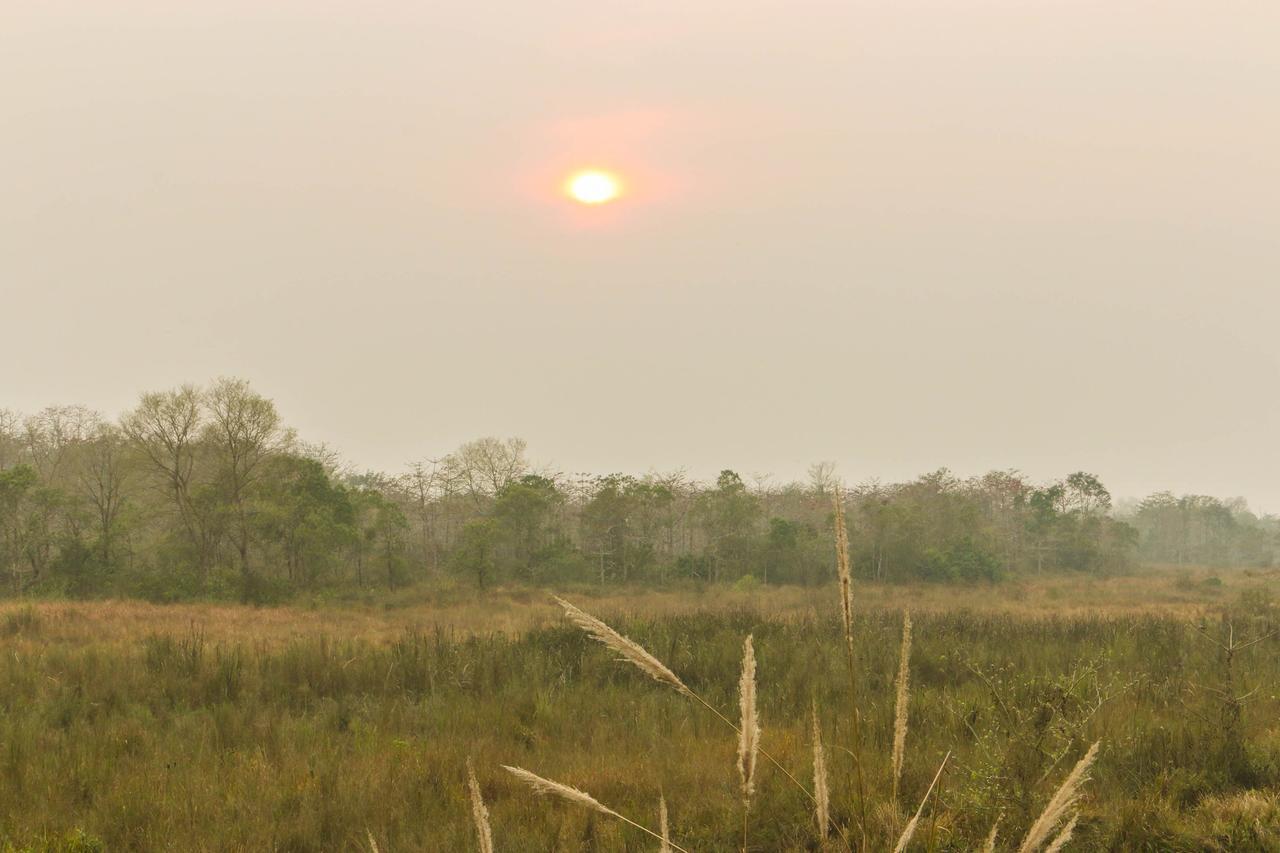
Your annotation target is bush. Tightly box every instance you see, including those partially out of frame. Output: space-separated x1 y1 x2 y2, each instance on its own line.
917 538 1004 583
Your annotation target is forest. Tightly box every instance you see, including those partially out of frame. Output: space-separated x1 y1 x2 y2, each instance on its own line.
1 378 1276 603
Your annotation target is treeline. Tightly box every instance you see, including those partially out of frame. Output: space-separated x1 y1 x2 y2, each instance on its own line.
1121 493 1279 568
1 379 1276 602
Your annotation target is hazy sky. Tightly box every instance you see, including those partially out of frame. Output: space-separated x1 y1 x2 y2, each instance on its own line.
3 2 1278 510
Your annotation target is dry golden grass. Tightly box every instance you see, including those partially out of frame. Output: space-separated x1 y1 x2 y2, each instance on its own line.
0 565 1273 850
0 566 1258 654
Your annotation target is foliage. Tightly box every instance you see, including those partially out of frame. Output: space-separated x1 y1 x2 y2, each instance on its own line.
3 381 1277 603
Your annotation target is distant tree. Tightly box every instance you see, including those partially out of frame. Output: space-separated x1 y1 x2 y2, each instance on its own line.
493 474 563 580
22 405 99 484
0 465 37 592
452 518 498 589
350 487 409 588
1027 484 1065 572
204 378 289 601
401 459 449 572
1064 472 1112 515
581 475 634 584
446 437 529 506
696 470 760 582
79 424 132 572
762 517 798 584
256 455 355 587
807 461 838 497
0 410 23 470
121 385 218 583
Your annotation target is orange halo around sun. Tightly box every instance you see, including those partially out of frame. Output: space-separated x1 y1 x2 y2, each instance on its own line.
564 169 622 205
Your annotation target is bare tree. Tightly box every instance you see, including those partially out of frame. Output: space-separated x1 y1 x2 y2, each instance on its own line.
447 437 529 505
0 410 24 470
121 384 217 583
79 423 132 570
23 405 99 484
807 461 837 496
401 459 449 572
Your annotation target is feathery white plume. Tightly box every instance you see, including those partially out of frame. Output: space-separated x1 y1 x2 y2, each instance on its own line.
1043 814 1079 853
832 487 855 660
467 758 494 853
982 817 1001 853
554 596 690 696
503 765 692 853
892 611 913 803
737 635 761 803
1018 742 1099 853
812 701 830 841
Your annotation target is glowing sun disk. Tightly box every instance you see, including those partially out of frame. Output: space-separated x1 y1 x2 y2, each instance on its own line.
566 170 621 204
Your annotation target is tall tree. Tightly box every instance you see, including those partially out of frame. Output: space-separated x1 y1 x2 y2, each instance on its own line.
121 385 218 583
79 424 132 571
0 466 37 593
204 378 288 600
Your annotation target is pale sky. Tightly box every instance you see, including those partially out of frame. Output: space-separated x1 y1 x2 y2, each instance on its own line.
2 2 1278 510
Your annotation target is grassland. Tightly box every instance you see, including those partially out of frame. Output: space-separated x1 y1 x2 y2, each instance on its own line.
1 568 1279 851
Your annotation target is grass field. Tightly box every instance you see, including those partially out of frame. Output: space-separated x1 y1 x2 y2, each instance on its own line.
1 568 1279 851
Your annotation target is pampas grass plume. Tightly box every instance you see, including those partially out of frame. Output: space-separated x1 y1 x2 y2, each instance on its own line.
812 701 830 842
553 596 691 696
1018 742 1099 852
467 758 494 853
892 611 913 803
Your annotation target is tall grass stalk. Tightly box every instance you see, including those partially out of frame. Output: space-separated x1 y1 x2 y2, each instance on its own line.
737 635 761 852
892 751 950 853
1044 814 1079 853
467 758 494 853
502 765 692 853
892 610 912 804
1018 742 1099 852
981 817 1001 852
812 701 830 845
832 485 869 844
554 596 690 696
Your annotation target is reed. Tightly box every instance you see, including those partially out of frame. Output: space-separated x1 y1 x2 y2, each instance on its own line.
467 758 494 853
832 485 868 843
1018 742 1099 852
737 635 760 851
892 751 950 853
812 701 830 844
1044 814 1079 853
553 596 690 696
502 765 693 853
891 610 913 804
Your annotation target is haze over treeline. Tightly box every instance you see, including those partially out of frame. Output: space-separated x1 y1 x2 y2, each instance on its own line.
2 379 1276 603
5 2 1279 517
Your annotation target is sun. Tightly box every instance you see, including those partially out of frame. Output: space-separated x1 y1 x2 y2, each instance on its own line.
565 170 622 205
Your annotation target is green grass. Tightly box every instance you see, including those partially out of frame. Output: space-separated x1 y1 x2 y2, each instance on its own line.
1 590 1279 851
